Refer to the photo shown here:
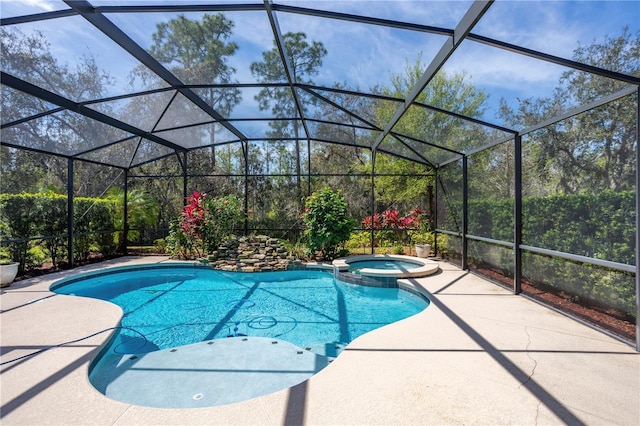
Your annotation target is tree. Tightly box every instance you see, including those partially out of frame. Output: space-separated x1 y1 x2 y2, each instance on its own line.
1 27 121 197
499 28 640 194
133 14 241 167
309 83 376 221
368 57 488 215
250 32 327 203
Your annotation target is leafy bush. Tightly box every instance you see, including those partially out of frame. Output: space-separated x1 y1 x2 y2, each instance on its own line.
202 194 243 252
38 194 67 268
167 192 243 259
106 187 158 248
173 191 207 257
281 238 307 259
301 188 354 260
154 238 167 254
409 230 434 245
74 198 115 262
0 193 39 272
0 192 118 271
166 220 191 258
345 231 371 252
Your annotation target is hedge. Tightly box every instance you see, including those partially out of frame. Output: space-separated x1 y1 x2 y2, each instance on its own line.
0 193 118 272
460 190 636 318
466 190 635 264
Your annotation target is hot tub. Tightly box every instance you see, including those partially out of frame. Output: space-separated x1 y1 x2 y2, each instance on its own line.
332 254 439 279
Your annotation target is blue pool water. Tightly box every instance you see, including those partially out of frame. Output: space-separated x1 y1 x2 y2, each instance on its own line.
349 259 422 273
51 265 428 407
53 266 427 357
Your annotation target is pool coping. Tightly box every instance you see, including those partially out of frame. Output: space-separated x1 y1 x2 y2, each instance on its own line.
1 256 638 425
332 254 439 278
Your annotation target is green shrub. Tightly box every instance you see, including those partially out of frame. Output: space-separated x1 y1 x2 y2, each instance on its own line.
0 193 40 272
409 231 434 246
281 238 307 259
38 194 67 268
202 194 243 253
166 220 191 258
301 188 354 260
154 238 167 254
345 231 371 252
74 198 115 262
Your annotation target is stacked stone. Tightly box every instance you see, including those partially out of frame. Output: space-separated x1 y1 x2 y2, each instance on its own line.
206 235 295 272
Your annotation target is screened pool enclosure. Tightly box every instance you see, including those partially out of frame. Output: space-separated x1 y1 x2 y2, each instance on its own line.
1 1 639 349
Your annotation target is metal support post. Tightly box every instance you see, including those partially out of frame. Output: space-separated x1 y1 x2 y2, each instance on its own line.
244 141 249 236
67 158 74 268
461 156 468 270
182 151 188 205
123 169 129 255
514 134 523 294
370 150 376 255
434 168 439 255
307 139 312 197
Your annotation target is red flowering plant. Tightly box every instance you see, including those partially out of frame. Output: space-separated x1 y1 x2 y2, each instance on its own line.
362 208 423 246
361 212 383 230
167 191 243 259
166 191 208 258
181 191 206 239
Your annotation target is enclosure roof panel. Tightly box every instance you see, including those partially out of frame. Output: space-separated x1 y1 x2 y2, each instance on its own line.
2 0 639 169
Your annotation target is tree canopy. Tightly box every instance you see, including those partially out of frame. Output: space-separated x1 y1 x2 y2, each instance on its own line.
498 28 640 195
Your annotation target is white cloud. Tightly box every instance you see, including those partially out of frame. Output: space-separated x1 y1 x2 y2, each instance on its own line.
5 0 635 105
20 0 56 12
264 8 447 90
445 41 566 91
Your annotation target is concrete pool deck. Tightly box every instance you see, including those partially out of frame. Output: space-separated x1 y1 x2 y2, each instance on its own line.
1 256 638 425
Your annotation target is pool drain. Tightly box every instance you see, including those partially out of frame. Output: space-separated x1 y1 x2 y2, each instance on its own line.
193 393 204 400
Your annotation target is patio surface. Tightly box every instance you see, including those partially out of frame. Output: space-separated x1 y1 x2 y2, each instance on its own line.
1 256 638 425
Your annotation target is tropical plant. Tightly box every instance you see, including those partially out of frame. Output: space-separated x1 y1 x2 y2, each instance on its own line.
176 191 207 257
167 191 243 258
201 194 244 252
362 208 423 245
301 187 354 260
106 187 158 247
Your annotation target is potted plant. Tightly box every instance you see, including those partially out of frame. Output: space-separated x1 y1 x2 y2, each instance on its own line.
0 216 19 287
0 254 19 288
411 231 433 258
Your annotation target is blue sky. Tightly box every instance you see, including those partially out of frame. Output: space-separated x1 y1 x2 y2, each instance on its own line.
2 0 639 127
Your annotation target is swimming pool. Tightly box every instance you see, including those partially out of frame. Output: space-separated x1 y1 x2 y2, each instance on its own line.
51 264 428 407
